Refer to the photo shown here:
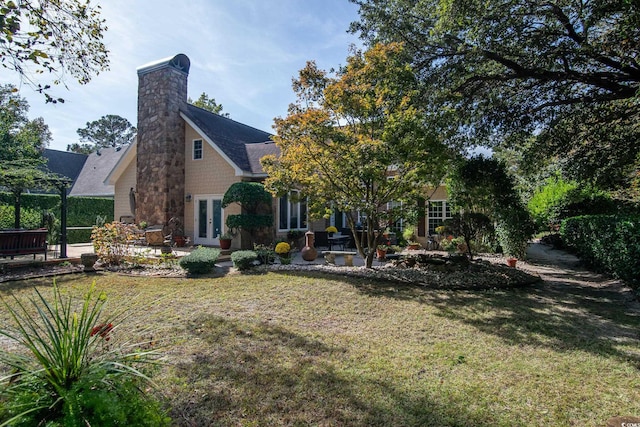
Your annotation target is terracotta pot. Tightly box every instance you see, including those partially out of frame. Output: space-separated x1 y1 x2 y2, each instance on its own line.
506 257 517 268
301 230 317 261
219 238 232 250
376 249 387 260
174 235 186 247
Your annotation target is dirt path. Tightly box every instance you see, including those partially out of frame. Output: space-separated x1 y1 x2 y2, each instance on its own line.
519 241 638 307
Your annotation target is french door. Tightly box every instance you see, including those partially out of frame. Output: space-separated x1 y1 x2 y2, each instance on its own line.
194 195 224 246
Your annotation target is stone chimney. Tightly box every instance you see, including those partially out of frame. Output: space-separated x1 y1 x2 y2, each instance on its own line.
135 54 189 227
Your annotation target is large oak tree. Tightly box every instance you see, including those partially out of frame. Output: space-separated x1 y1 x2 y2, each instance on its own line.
262 43 452 267
351 0 640 192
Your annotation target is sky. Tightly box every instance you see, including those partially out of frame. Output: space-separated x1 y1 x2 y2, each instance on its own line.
3 0 362 152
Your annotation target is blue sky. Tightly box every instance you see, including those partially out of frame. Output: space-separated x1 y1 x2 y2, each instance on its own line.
4 0 361 151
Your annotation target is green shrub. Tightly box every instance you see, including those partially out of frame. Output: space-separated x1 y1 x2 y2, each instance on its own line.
0 205 42 229
178 247 220 274
231 250 258 271
0 284 169 426
528 178 617 231
561 215 640 287
254 244 276 265
0 192 114 228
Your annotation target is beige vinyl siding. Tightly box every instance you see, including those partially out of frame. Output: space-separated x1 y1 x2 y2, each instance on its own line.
183 124 242 239
113 159 137 222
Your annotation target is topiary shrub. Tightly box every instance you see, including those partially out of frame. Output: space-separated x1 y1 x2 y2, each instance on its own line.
178 247 220 274
231 250 258 271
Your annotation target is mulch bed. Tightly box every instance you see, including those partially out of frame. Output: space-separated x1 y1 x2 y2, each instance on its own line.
1 255 541 290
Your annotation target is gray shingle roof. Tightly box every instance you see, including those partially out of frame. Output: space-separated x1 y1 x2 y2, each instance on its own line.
43 149 87 181
42 149 88 193
182 104 278 174
69 146 128 197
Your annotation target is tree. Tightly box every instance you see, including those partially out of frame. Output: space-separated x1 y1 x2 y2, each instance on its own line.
188 92 229 117
0 85 50 163
221 182 272 247
443 212 494 260
447 156 535 259
351 0 640 192
0 0 109 103
0 84 63 227
262 43 452 268
74 114 136 152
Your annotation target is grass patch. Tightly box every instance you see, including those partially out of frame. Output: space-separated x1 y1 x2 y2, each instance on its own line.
1 271 639 426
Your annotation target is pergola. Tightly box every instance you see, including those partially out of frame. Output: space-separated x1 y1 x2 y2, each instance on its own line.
0 168 73 258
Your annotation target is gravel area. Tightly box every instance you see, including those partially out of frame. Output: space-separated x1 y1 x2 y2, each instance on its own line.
2 251 540 290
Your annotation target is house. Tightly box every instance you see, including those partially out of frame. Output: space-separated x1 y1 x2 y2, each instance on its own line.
107 53 450 249
40 149 88 194
69 147 127 197
106 54 289 248
38 147 127 198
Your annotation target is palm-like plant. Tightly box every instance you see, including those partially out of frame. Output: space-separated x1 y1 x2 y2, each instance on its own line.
0 283 169 426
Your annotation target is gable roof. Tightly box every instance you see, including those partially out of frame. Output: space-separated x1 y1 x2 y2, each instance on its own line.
42 149 88 193
69 146 128 197
245 142 280 174
43 149 87 182
181 104 279 176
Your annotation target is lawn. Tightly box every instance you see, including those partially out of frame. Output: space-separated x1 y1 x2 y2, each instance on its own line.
1 270 639 426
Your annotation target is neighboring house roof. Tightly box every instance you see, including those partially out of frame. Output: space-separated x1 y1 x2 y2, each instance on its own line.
40 149 88 194
181 104 279 175
245 142 280 175
70 146 128 197
43 149 88 183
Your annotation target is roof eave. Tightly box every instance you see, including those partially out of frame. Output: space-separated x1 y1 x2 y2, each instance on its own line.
180 111 248 176
105 140 137 185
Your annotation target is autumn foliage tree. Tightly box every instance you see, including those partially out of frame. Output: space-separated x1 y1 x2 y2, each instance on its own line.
262 43 452 267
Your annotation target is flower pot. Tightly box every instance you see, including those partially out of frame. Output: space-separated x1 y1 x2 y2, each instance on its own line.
506 257 517 268
376 249 387 261
219 238 232 250
174 235 186 247
81 253 98 272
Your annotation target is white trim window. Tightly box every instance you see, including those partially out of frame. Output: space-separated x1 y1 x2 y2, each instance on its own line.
428 200 451 235
278 191 307 231
193 139 203 160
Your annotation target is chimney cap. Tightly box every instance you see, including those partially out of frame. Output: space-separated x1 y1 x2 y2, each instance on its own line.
137 53 190 76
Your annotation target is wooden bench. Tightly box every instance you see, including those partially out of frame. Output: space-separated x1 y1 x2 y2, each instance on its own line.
0 229 48 260
322 250 358 266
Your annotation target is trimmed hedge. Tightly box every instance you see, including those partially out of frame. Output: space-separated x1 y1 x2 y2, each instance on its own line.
231 250 258 271
560 215 640 287
0 193 113 243
178 247 221 274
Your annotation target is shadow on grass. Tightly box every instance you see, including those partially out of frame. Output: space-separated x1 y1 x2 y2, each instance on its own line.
270 266 640 368
167 315 497 426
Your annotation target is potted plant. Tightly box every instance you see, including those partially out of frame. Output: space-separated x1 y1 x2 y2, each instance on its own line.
168 216 186 247
325 225 338 236
407 241 421 250
275 241 292 264
376 244 389 261
506 256 518 267
219 232 234 250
